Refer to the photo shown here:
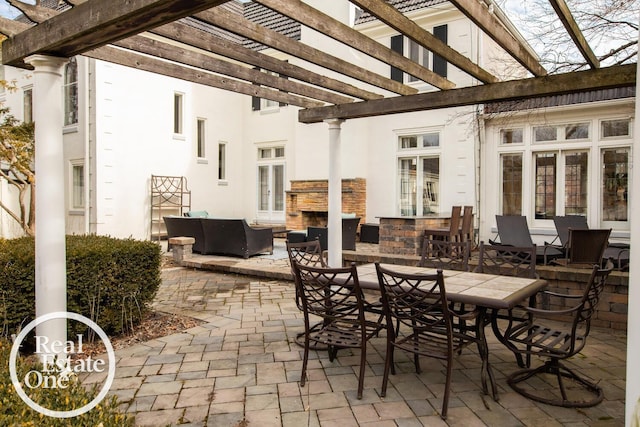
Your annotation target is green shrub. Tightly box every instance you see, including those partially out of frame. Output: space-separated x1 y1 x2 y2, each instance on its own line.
0 338 134 426
0 235 161 337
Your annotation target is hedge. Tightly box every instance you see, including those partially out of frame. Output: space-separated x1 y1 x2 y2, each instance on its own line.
0 338 135 426
0 235 161 337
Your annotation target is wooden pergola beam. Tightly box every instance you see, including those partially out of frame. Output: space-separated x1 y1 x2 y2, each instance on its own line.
116 35 354 105
1 0 231 68
448 0 547 77
194 6 422 95
86 44 324 109
548 0 600 69
298 63 635 123
350 0 498 84
150 21 384 101
0 16 31 38
253 0 456 90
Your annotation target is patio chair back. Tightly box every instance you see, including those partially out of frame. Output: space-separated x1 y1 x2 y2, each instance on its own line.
495 215 534 247
419 238 470 271
286 239 327 310
475 241 537 278
553 215 588 247
423 205 462 242
565 228 611 266
459 205 474 243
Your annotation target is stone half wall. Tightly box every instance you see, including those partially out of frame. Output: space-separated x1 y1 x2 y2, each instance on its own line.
286 178 366 231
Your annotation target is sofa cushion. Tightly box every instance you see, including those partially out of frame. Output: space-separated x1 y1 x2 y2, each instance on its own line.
185 210 209 218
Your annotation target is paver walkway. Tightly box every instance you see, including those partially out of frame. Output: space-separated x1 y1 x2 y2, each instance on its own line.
84 241 627 426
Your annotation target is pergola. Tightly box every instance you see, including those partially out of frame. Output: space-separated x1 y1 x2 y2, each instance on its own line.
1 0 638 422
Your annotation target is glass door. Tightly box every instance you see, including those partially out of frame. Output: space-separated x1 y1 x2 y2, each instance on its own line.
257 146 285 222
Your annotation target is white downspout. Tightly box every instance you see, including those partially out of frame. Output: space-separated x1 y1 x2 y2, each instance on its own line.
83 58 91 234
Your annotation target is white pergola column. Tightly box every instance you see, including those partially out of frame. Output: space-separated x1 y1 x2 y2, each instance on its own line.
625 28 640 424
325 118 344 267
24 54 68 345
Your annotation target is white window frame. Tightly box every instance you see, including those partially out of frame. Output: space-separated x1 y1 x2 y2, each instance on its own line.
173 92 184 137
218 141 227 183
600 118 632 140
395 129 442 216
196 118 206 160
496 117 630 231
63 57 78 127
69 160 85 212
23 86 33 123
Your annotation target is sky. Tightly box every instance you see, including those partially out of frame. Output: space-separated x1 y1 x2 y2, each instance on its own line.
0 0 22 19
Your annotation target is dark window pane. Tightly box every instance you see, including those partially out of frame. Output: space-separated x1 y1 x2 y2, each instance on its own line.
534 153 556 219
602 149 628 221
501 154 522 215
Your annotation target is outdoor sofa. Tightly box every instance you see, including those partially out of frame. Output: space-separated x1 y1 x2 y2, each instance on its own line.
163 216 273 258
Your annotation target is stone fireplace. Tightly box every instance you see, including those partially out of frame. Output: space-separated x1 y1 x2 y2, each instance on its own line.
286 178 366 230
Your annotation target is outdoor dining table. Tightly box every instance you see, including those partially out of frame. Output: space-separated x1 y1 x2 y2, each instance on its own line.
355 263 548 401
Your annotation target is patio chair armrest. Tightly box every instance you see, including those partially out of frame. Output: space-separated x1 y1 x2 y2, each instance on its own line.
521 304 581 317
540 290 582 300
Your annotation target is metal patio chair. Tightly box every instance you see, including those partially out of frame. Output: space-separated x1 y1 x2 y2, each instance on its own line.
550 228 611 269
497 262 613 407
292 263 385 399
375 263 481 419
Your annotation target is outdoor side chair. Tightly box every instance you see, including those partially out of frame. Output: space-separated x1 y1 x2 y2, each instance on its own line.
423 205 462 242
497 262 613 407
375 263 482 420
552 217 629 270
550 228 611 269
292 262 385 399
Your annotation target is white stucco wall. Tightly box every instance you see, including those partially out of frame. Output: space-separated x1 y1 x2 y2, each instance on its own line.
91 61 245 240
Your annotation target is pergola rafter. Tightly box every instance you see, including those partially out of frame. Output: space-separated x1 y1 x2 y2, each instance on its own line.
1 0 630 114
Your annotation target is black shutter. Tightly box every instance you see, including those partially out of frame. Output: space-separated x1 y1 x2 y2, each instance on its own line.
390 35 404 82
252 94 261 111
279 73 288 107
433 25 448 78
252 66 261 111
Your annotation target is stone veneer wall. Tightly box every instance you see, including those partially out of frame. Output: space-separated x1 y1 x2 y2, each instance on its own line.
286 178 366 230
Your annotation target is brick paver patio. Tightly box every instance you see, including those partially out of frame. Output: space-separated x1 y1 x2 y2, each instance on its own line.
84 240 627 426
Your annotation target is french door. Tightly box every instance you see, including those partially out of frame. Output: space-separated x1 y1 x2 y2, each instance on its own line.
256 146 285 222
